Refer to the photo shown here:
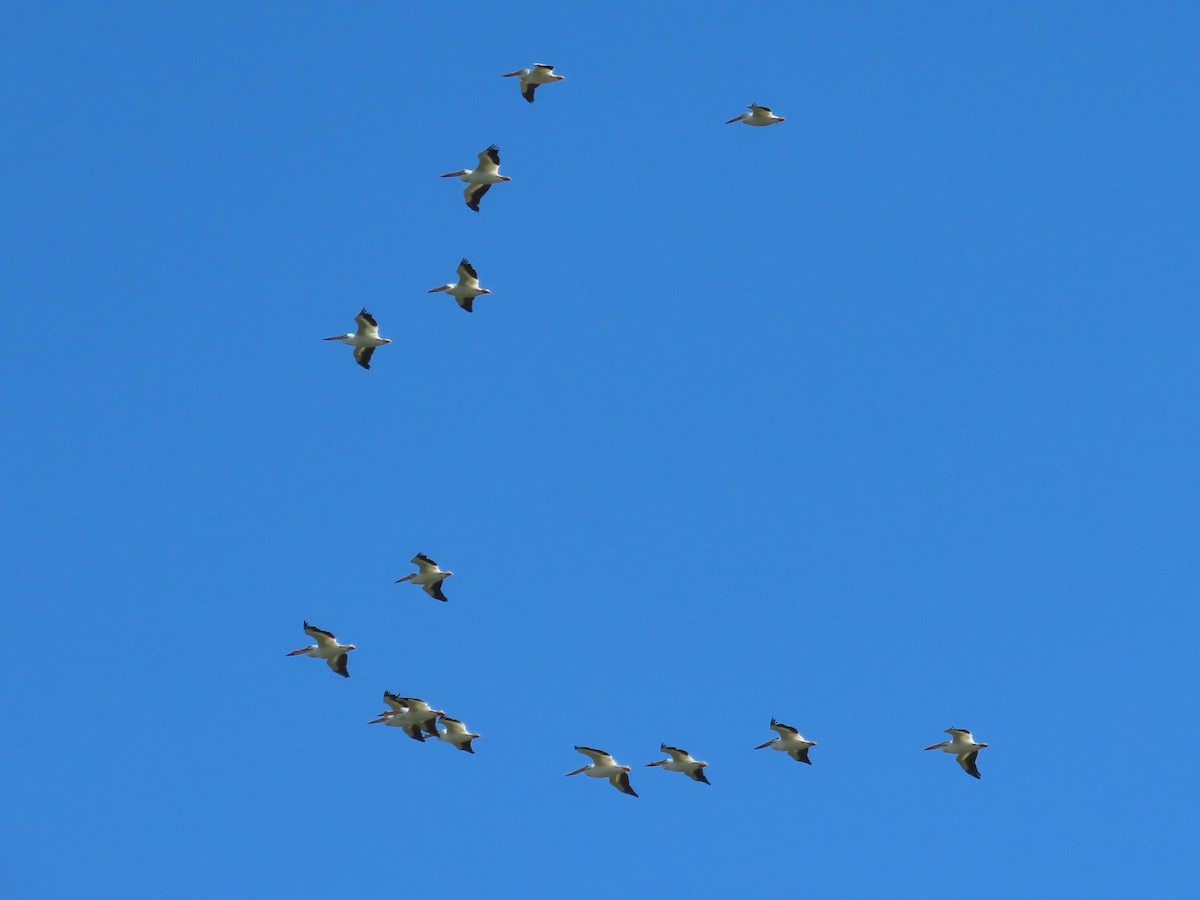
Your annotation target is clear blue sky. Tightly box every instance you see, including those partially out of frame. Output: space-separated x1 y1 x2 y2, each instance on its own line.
3 1 1198 896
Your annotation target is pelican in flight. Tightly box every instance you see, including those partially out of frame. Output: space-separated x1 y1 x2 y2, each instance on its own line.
285 621 355 678
431 715 480 753
368 692 443 741
754 718 816 763
395 553 452 602
428 259 490 313
323 308 390 369
725 104 786 126
501 63 564 103
566 746 638 796
646 743 710 784
924 728 988 779
442 145 510 211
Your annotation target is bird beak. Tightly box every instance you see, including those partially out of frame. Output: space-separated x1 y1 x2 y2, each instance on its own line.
565 766 589 777
776 117 786 122
480 289 491 294
725 116 742 124
501 70 524 77
441 171 465 178
500 176 513 182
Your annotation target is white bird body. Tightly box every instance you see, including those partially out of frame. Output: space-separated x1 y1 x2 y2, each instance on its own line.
502 63 565 103
428 259 490 313
432 715 480 753
441 145 511 211
754 718 816 763
646 743 710 784
726 103 786 126
924 727 988 778
323 309 390 369
395 553 453 602
285 621 355 677
566 746 638 796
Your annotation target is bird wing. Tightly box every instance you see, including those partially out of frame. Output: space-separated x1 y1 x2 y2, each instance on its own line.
439 716 467 735
688 767 711 784
521 82 537 103
411 553 440 572
575 746 614 766
456 258 481 289
328 653 349 678
771 719 800 737
403 724 426 742
959 751 982 779
353 345 375 370
534 63 555 71
749 104 772 114
354 308 380 338
303 622 338 647
476 145 501 173
424 579 449 602
382 692 408 713
789 746 813 765
611 771 638 797
661 745 689 763
457 296 474 313
464 182 491 211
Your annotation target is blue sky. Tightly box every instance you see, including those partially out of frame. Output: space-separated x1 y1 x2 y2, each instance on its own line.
3 1 1198 896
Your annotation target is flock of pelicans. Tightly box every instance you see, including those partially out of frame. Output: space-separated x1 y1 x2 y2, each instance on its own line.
302 65 990 791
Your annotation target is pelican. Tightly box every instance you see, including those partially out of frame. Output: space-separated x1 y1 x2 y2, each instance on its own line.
395 553 452 602
566 746 638 796
323 308 390 369
754 718 816 763
441 145 510 211
725 103 786 126
645 743 710 784
924 727 988 779
431 715 480 753
285 621 355 678
368 692 443 741
501 63 564 103
428 259 490 313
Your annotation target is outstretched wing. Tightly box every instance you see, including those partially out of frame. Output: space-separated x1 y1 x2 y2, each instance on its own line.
464 183 491 212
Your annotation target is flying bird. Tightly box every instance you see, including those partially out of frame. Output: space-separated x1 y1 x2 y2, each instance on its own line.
566 746 638 796
428 259 490 313
323 308 390 369
725 103 786 126
924 727 988 779
501 63 565 103
395 553 453 602
441 145 510 211
285 621 355 677
368 692 444 741
645 743 710 784
431 714 480 753
754 718 816 763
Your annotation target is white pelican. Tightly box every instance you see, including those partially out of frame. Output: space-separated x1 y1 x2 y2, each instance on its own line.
725 103 786 126
368 692 444 741
285 621 355 678
441 145 510 211
754 718 816 764
924 727 988 779
323 308 390 369
645 743 710 784
431 715 480 753
395 553 452 602
566 746 638 796
501 63 564 103
428 259 490 313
